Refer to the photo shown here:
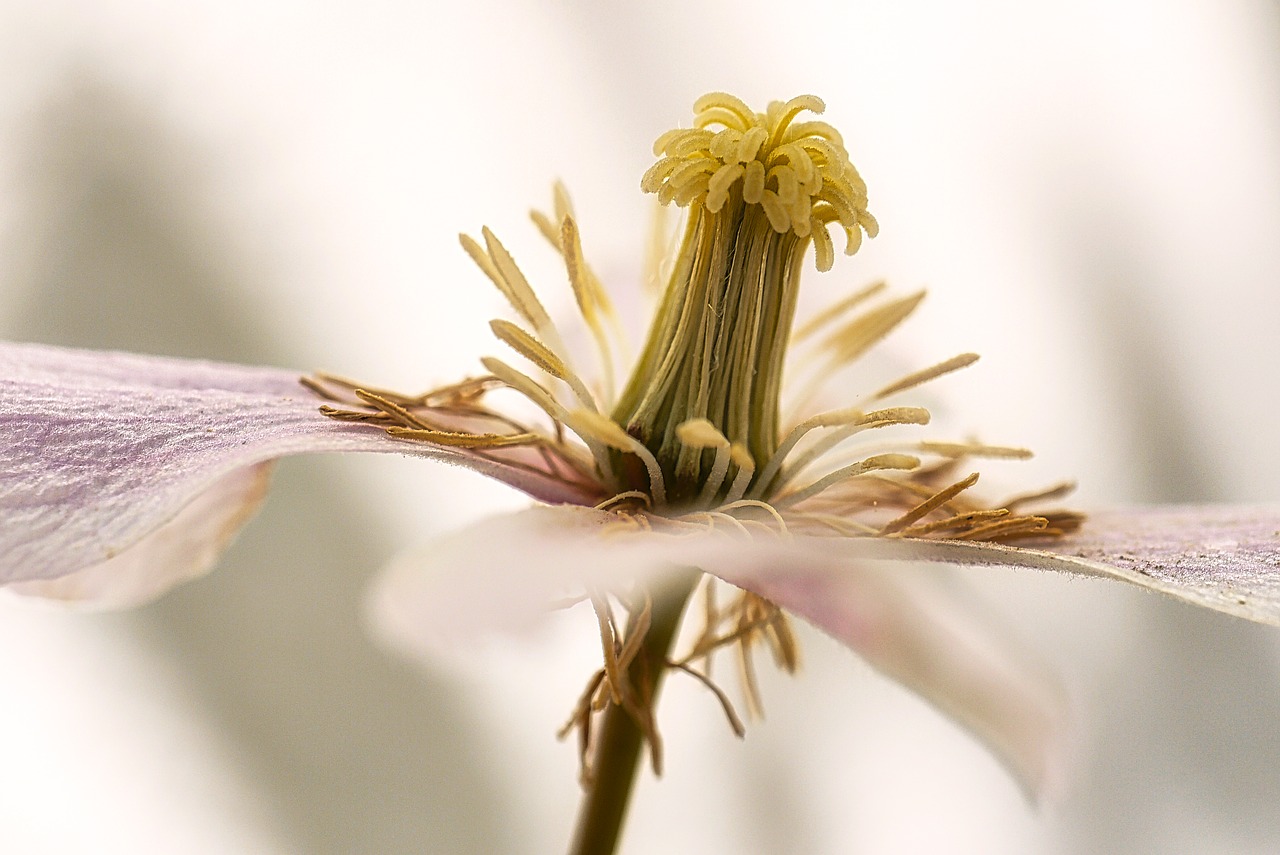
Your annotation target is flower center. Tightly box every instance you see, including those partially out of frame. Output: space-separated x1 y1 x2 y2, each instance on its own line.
611 93 879 507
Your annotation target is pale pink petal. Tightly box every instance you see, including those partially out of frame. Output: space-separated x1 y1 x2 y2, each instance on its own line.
0 341 596 603
372 506 1064 798
695 541 1067 801
8 464 272 608
811 506 1280 625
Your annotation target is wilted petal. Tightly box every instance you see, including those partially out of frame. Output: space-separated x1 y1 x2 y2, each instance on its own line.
0 341 595 603
373 506 1064 798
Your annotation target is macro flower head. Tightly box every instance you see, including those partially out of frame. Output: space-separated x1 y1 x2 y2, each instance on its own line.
2 91 1278 854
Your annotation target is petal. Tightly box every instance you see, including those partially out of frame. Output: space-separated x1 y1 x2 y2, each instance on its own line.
0 341 597 603
813 506 1280 626
372 507 1064 798
7 464 272 608
371 506 691 655
693 542 1067 802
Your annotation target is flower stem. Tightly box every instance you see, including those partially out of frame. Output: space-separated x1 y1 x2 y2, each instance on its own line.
567 569 700 855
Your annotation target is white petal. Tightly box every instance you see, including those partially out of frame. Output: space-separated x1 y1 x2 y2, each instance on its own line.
371 507 1065 798
0 341 596 604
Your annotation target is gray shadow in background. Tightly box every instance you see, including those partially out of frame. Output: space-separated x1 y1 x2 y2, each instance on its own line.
4 71 510 854
1050 180 1280 854
1071 245 1218 505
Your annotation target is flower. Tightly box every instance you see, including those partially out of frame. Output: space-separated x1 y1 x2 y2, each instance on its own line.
2 93 1278 837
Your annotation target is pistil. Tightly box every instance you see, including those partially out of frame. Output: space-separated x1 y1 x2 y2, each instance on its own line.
611 93 877 507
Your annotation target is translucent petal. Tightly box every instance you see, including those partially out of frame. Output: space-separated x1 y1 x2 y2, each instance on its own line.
371 506 1066 798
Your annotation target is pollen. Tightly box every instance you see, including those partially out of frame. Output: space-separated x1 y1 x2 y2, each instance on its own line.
640 92 879 271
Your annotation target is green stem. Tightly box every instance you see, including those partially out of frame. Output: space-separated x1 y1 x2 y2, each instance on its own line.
566 569 700 855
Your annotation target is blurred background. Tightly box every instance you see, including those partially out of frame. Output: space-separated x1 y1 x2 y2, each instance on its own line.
1 1 1279 852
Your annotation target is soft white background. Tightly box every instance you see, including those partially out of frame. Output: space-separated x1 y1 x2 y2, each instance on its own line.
1 1 1279 852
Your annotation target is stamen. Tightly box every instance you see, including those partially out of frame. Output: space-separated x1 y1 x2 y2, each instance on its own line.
317 404 387 424
918 441 1034 460
789 512 878 536
722 444 756 504
480 356 567 424
530 208 561 247
956 515 1050 541
642 201 674 295
306 371 499 409
561 216 618 402
481 356 615 485
820 291 926 367
757 406 931 497
352 389 431 429
737 623 763 719
552 180 575 226
777 453 921 509
706 163 746 212
897 508 1010 538
614 594 654 676
718 499 790 534
595 490 652 512
680 605 791 665
701 579 718 676
872 353 981 400
571 409 667 506
811 223 835 272
879 472 981 535
767 95 826 147
588 591 627 705
669 662 746 737
460 228 567 356
558 667 606 778
577 590 663 776
489 319 568 378
384 426 540 448
683 510 753 536
489 319 599 412
783 120 845 148
764 609 800 673
531 185 630 380
676 418 733 506
1000 480 1078 512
